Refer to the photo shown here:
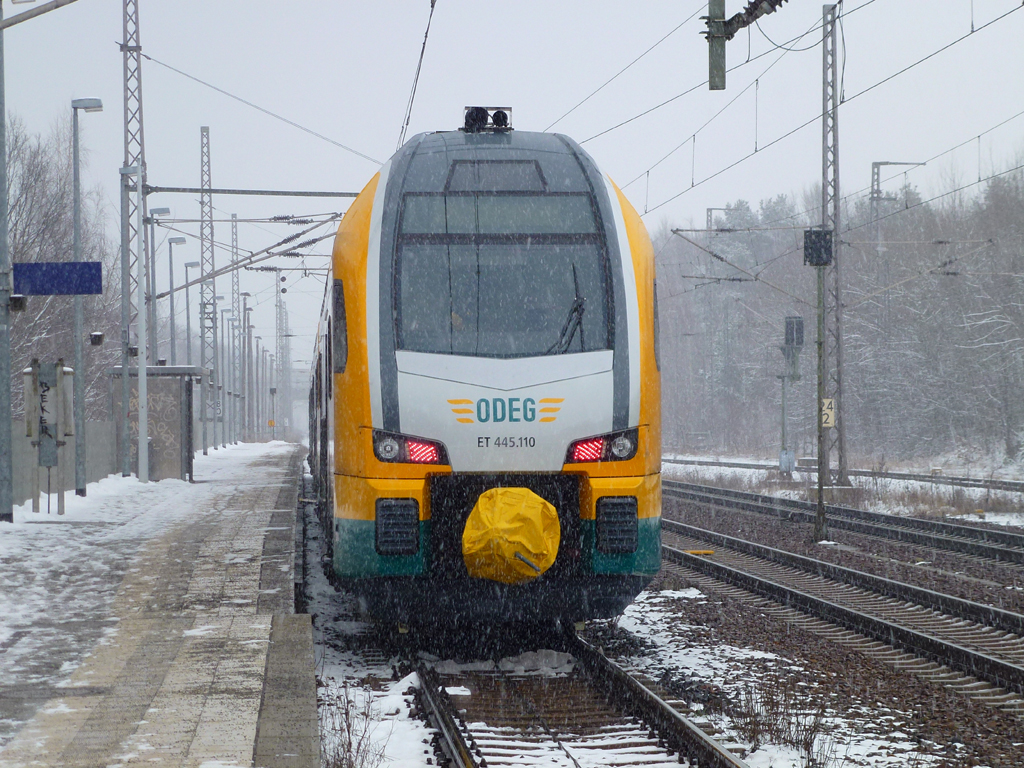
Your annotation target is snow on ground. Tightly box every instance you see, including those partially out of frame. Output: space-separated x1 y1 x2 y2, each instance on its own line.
618 589 947 767
663 454 1024 524
0 440 296 748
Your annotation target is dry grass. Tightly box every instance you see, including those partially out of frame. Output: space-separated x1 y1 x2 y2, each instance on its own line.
734 675 842 767
319 682 390 768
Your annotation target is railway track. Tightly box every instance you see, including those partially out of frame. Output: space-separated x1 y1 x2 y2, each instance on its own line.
660 524 1024 712
663 480 1024 565
414 633 750 768
663 456 1024 495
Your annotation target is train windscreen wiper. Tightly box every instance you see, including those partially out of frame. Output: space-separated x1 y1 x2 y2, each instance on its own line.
546 264 586 355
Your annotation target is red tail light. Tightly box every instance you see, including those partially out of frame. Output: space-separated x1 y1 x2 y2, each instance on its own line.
566 429 639 464
406 440 439 464
373 430 449 465
572 438 605 463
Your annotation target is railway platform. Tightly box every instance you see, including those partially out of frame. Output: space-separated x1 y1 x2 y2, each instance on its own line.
0 441 318 768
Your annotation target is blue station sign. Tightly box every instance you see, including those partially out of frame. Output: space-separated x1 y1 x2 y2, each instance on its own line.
13 262 103 295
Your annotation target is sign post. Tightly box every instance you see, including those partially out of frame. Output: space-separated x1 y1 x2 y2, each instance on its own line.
23 358 73 515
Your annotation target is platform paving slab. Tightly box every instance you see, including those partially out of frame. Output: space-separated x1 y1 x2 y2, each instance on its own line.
0 443 318 768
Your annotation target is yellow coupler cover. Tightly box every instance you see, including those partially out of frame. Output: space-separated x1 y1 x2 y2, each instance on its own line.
462 487 561 585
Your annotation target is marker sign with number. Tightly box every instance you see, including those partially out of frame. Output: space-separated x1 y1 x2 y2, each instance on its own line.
821 398 835 428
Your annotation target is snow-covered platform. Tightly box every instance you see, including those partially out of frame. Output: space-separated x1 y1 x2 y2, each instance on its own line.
0 441 318 768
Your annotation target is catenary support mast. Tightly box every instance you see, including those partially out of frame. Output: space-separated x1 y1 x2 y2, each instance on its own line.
821 3 849 487
120 0 149 475
199 127 216 455
231 213 240 444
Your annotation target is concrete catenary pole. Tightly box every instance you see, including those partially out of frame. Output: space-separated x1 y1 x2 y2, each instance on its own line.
135 176 148 483
168 237 186 365
72 99 103 495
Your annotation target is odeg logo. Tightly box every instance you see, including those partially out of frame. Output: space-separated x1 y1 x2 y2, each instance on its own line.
448 397 563 424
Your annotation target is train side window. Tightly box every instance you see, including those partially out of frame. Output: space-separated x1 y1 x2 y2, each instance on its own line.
325 325 332 400
333 279 348 373
653 279 661 372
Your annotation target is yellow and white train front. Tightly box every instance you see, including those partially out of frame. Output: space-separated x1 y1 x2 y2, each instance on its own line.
323 125 660 622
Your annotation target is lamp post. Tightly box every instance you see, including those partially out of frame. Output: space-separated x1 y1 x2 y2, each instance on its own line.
228 316 238 444
167 236 185 366
145 207 169 360
71 97 102 497
220 307 231 448
254 336 262 439
270 385 277 441
183 261 200 366
240 292 251 440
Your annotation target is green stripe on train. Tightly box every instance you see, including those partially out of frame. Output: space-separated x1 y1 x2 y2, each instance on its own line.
582 517 661 576
332 516 660 579
332 519 431 578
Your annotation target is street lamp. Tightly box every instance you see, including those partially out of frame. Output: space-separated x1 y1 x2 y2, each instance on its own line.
145 207 170 359
167 236 185 365
71 97 102 498
220 307 231 448
240 292 251 440
183 261 200 366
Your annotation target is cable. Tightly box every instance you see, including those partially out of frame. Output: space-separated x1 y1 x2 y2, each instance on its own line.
759 104 1024 230
397 0 438 150
645 113 819 214
672 231 812 306
642 3 1023 216
622 14 818 190
843 4 1022 105
544 4 704 132
580 0 880 145
752 161 1024 283
755 17 817 51
139 51 382 166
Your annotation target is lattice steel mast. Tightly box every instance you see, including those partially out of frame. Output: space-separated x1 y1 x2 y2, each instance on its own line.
821 3 849 487
275 271 284 432
231 213 240 444
199 127 216 455
120 0 149 475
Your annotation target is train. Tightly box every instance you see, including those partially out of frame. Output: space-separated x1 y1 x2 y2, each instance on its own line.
308 107 661 624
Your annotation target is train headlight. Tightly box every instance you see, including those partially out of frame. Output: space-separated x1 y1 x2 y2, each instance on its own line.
375 435 401 461
373 430 449 465
609 434 636 459
565 428 639 464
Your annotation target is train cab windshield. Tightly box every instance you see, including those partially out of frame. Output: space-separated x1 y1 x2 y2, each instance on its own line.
395 191 612 358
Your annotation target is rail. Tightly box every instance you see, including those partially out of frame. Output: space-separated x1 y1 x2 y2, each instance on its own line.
663 456 1024 495
662 517 1024 636
663 480 1024 564
661 542 1024 697
565 632 750 768
415 661 479 768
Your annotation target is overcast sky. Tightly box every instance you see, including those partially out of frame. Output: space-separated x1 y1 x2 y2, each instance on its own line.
8 0 1024 385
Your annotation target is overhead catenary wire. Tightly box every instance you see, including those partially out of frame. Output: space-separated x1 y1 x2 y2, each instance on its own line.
543 3 704 132
580 0 880 146
671 230 812 306
155 217 342 300
642 3 1024 216
140 51 382 166
397 0 438 151
622 13 819 191
680 161 1024 296
758 103 1024 230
